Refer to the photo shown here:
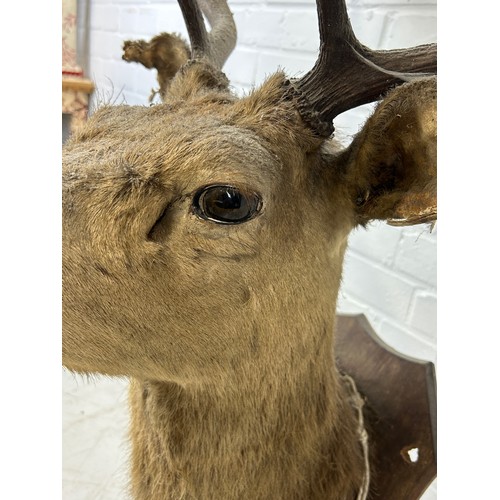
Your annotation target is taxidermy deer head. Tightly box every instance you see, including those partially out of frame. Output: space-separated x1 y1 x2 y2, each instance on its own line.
62 0 436 498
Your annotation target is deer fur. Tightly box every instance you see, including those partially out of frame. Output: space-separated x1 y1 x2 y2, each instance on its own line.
63 31 436 500
122 33 190 100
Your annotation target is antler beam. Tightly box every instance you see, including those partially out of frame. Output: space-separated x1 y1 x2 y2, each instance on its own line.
294 0 437 135
178 0 236 69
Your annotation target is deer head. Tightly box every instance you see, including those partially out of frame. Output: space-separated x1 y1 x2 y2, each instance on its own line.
62 0 436 497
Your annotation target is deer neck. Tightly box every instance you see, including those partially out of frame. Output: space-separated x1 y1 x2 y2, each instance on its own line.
128 319 364 500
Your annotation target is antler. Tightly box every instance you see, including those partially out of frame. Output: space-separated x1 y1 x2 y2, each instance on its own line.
178 0 236 69
293 0 437 136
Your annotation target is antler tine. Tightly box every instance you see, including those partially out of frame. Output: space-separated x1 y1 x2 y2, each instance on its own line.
178 0 209 60
294 0 437 136
178 0 236 70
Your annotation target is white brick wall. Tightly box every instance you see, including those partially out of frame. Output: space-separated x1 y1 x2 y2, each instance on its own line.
65 1 437 498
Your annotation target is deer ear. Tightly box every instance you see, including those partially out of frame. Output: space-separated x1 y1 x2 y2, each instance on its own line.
343 77 436 226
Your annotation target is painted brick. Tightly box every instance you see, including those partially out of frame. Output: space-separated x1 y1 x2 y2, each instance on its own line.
233 9 285 48
126 61 159 97
118 6 140 33
90 5 120 32
109 0 153 4
281 10 320 52
267 0 315 5
118 6 170 38
255 50 316 83
224 47 259 86
408 291 437 341
92 57 156 105
134 7 166 36
62 371 129 497
381 9 437 48
152 5 189 35
337 290 377 319
378 318 436 363
394 228 437 287
347 7 387 48
88 56 106 81
98 58 135 93
349 0 436 5
341 252 415 324
347 222 402 267
229 0 266 4
89 30 121 60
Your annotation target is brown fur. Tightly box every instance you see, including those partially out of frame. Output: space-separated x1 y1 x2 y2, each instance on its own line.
63 62 436 498
123 33 191 99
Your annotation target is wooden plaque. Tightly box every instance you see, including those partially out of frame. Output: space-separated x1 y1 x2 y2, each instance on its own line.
335 314 437 499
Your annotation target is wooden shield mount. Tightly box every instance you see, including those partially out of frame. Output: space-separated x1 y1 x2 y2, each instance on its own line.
336 314 437 499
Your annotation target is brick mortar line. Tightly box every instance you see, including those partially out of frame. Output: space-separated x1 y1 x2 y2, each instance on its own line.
346 246 436 291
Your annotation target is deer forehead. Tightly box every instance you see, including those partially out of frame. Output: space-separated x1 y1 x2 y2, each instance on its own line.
63 102 305 197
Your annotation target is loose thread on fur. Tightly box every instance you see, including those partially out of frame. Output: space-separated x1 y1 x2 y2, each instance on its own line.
341 373 370 500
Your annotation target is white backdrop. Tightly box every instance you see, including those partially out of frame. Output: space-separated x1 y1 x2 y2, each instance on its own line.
63 0 437 498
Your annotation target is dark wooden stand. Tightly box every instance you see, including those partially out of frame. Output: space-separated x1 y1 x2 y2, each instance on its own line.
336 314 437 499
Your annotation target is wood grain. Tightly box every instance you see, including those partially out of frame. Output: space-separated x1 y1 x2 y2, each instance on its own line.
336 314 437 499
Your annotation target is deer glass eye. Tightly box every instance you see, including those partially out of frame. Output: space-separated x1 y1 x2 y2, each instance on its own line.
193 185 262 224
